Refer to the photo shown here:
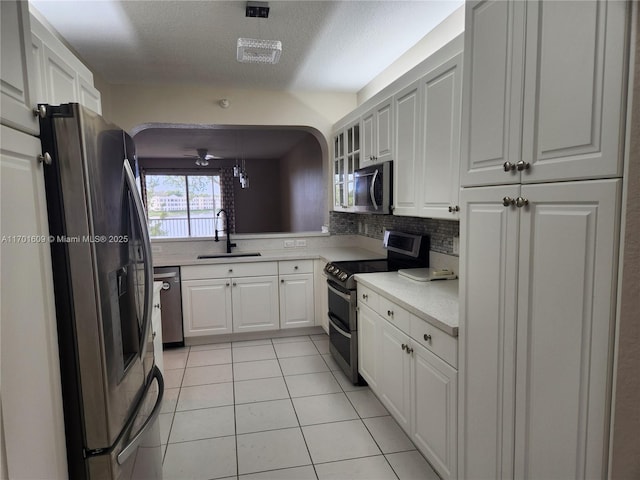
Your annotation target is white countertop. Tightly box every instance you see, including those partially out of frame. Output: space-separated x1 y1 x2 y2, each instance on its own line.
354 272 459 336
153 246 385 267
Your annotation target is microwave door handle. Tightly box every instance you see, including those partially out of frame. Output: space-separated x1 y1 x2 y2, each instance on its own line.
369 169 379 210
123 158 153 363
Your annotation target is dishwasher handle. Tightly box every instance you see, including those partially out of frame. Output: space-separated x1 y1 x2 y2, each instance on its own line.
153 272 178 280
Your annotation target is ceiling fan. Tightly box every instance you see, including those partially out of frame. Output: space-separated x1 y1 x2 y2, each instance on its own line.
184 148 220 167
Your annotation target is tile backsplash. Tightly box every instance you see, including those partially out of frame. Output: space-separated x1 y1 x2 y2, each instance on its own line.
330 212 459 255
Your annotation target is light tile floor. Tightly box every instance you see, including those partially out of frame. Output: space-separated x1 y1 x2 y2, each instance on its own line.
160 334 440 480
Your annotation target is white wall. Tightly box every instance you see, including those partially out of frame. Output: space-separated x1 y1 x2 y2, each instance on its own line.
357 5 464 105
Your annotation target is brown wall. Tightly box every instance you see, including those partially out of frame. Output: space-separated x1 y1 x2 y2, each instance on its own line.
233 158 283 233
610 4 640 478
279 135 324 232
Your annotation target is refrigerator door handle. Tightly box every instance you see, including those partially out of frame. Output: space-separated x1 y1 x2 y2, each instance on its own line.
117 365 164 465
123 158 154 362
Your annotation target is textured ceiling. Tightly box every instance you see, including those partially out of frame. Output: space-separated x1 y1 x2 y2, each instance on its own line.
30 0 463 92
134 125 315 160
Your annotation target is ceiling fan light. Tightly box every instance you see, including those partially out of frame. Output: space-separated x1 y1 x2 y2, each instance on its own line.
237 38 281 64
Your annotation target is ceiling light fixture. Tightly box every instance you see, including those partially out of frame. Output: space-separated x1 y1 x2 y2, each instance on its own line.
237 38 282 64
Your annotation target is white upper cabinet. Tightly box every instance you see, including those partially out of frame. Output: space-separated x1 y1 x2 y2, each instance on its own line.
361 98 394 167
1 0 39 135
393 81 421 216
461 0 627 187
419 53 463 219
30 12 102 114
332 121 360 211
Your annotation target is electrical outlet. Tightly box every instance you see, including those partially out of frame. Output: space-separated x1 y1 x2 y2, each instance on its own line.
284 240 295 248
452 236 460 255
295 239 307 247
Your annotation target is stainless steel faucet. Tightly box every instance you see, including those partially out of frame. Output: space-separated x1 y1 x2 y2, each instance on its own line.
215 209 236 253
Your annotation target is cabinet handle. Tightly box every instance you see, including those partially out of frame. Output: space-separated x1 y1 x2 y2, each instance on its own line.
38 153 52 166
294 266 298 270
232 282 237 287
423 333 432 342
152 331 156 340
33 104 47 118
362 293 368 300
281 279 284 283
226 282 230 287
503 196 515 207
516 160 530 171
503 161 516 172
154 303 161 309
387 310 393 317
515 197 529 208
401 343 407 351
228 269 233 273
406 347 414 355
448 205 460 213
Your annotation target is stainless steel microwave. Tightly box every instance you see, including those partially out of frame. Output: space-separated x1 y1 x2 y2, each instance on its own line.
353 161 393 214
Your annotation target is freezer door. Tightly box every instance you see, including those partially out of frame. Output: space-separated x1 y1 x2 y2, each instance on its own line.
87 366 164 480
42 104 154 454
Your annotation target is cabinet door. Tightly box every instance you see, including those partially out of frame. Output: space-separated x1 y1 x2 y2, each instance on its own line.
521 0 627 183
378 319 412 432
332 131 345 209
357 303 380 390
458 184 520 479
279 273 314 329
375 99 393 163
1 125 67 478
459 0 526 187
232 276 279 332
43 44 78 105
182 279 232 336
513 180 621 479
393 81 421 216
420 53 463 219
0 1 39 135
78 76 102 115
412 342 458 480
361 110 375 167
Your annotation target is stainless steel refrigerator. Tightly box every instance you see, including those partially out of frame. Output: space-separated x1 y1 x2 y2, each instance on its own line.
39 103 164 479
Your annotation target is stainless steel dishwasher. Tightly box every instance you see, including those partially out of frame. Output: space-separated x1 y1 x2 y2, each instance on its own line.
153 266 184 346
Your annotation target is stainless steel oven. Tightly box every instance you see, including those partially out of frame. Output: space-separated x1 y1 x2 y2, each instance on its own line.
324 230 430 385
327 280 359 383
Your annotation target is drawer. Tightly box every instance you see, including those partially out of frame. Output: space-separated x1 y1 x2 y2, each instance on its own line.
378 296 411 333
279 259 313 275
357 284 379 313
410 315 458 368
182 262 278 280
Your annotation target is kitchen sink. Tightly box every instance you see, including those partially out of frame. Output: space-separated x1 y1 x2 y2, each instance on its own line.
197 252 262 259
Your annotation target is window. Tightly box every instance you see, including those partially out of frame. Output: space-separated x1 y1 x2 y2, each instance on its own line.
145 173 222 238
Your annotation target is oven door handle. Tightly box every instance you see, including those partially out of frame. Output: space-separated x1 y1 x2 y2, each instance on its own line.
328 314 351 339
327 281 352 302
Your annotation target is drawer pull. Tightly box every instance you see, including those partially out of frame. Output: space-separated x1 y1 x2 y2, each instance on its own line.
423 334 432 342
294 266 298 270
362 293 368 300
406 346 414 355
228 269 233 273
387 310 393 317
401 343 407 351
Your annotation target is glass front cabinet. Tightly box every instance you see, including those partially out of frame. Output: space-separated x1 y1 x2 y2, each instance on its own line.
333 121 360 211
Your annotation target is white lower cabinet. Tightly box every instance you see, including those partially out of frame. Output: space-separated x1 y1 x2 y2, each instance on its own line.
279 260 314 329
232 276 279 332
182 278 233 336
357 287 458 479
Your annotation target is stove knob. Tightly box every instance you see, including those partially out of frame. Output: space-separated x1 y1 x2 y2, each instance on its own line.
340 273 348 281
327 266 334 273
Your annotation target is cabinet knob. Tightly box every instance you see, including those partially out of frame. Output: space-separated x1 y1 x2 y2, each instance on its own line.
406 347 414 355
154 303 161 309
228 269 233 273
387 310 393 317
516 160 531 171
515 197 529 208
294 266 298 270
362 293 368 300
281 279 284 283
503 196 515 207
33 104 47 118
423 333 432 342
152 331 156 339
503 161 516 172
232 282 237 287
226 282 230 287
38 153 52 166
401 343 407 351
448 205 460 213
